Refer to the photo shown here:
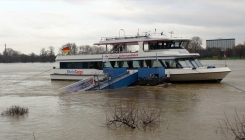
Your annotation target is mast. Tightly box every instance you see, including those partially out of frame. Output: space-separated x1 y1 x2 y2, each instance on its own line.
169 31 174 38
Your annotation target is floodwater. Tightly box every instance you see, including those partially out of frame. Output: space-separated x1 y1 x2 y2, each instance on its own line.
0 60 245 140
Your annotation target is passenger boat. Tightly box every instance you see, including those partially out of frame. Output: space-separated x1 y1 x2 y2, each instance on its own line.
50 30 231 82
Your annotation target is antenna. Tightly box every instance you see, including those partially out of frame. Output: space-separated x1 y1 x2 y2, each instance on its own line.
142 31 151 37
119 29 125 38
169 31 174 38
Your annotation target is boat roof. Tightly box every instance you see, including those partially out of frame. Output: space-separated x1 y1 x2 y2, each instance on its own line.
94 33 191 45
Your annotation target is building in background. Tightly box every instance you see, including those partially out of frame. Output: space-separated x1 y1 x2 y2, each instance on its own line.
206 38 235 50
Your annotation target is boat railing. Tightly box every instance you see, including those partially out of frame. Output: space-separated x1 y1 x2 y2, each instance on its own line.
57 50 137 56
100 32 167 42
98 71 130 87
100 35 141 41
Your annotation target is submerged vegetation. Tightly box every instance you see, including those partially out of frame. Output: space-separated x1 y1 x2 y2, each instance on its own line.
1 105 29 116
219 110 245 140
105 100 164 131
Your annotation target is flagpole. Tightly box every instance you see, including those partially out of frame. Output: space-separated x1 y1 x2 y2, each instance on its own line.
224 49 227 67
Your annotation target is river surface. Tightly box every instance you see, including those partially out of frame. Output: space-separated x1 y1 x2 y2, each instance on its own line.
0 60 245 140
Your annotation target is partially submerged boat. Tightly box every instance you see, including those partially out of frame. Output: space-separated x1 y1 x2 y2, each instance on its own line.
51 30 231 82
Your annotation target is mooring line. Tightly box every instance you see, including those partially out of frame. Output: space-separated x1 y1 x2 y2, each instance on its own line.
222 82 245 92
12 69 53 85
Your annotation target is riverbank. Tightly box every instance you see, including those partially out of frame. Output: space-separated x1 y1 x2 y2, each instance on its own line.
199 56 245 60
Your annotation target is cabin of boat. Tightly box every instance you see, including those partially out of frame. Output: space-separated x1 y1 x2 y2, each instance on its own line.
51 31 231 82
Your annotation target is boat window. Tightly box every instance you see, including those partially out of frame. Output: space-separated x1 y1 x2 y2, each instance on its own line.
194 59 203 67
127 61 133 69
96 62 103 69
141 60 147 67
88 62 94 68
157 42 163 49
159 60 167 67
185 60 194 68
181 41 190 48
152 60 162 67
160 60 169 68
190 59 198 68
114 61 119 68
127 44 139 52
122 61 129 68
104 62 112 68
175 42 180 47
162 42 168 49
169 60 178 68
145 60 152 68
60 62 101 69
138 60 144 67
60 62 68 69
170 41 182 49
143 42 149 51
160 59 178 68
132 61 140 68
178 59 189 68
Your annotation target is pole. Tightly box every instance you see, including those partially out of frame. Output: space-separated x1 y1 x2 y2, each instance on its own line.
224 49 227 67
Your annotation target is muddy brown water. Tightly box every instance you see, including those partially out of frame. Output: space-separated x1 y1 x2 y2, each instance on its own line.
0 60 245 140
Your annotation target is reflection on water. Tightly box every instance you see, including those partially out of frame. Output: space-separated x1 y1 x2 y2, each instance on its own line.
0 60 245 140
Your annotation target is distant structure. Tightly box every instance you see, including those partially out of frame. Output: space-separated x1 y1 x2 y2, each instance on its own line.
206 38 235 50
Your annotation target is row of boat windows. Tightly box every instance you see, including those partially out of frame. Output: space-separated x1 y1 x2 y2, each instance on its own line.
60 59 202 69
109 40 190 53
143 41 189 51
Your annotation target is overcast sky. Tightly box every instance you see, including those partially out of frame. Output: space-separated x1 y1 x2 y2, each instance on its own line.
0 0 245 54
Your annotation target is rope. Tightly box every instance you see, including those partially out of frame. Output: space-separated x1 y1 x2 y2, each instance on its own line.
222 82 245 92
12 69 53 85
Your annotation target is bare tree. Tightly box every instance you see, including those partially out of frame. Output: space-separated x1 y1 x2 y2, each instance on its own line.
105 100 163 131
48 46 55 62
219 110 245 140
79 45 93 54
188 36 203 53
4 48 20 62
29 52 37 63
70 43 78 55
40 48 48 62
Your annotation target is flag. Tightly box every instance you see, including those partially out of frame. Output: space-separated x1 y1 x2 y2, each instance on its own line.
62 47 70 53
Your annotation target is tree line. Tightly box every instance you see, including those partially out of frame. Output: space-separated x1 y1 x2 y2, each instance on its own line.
1 39 245 63
58 43 106 55
0 46 56 63
0 43 106 63
187 36 245 59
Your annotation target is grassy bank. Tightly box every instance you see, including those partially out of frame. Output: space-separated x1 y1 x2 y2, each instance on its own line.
199 56 245 60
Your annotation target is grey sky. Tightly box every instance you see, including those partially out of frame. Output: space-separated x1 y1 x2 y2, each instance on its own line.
0 0 244 54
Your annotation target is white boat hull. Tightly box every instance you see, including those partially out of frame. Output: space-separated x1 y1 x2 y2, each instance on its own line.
50 67 231 82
